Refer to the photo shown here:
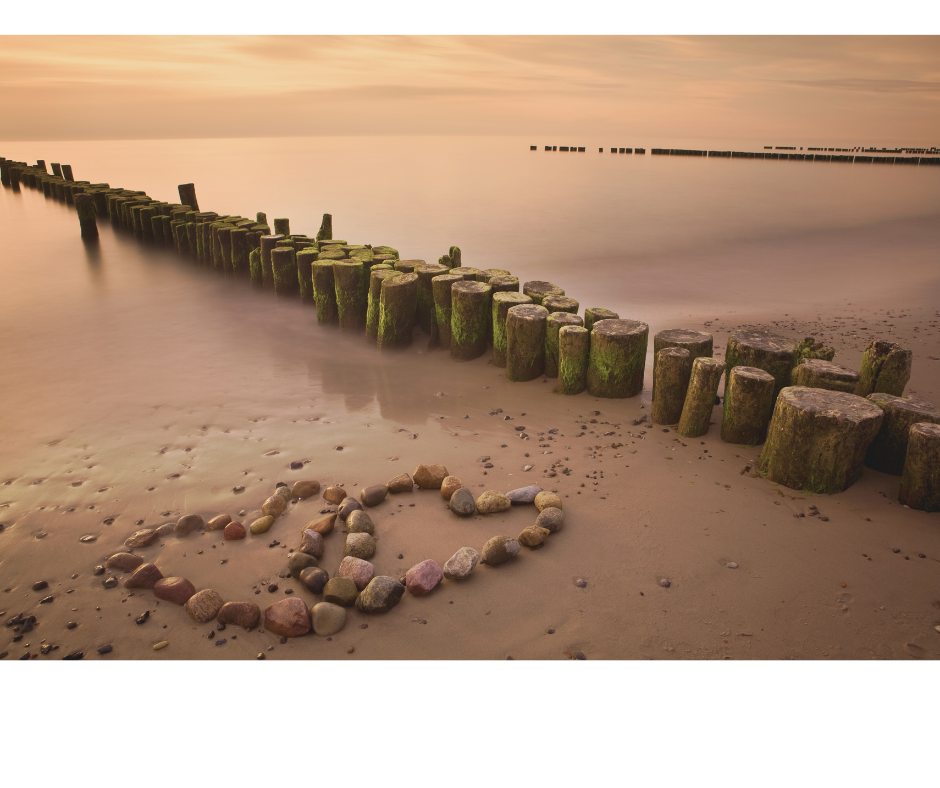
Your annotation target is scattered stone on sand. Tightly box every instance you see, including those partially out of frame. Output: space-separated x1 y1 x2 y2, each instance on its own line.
323 486 348 504
413 464 448 489
507 485 542 505
405 559 443 596
575 578 587 588
93 565 105 576
308 512 337 535
288 551 319 579
79 534 97 543
233 485 245 493
449 487 476 517
311 602 347 636
356 576 405 614
299 529 325 558
476 491 511 515
125 529 158 548
387 473 414 493
102 576 118 589
360 484 388 507
261 495 287 518
338 556 376 590
345 532 376 560
106 552 145 572
153 641 169 651
346 509 375 534
337 497 362 520
175 514 205 536
223 521 247 540
124 563 163 589
206 514 231 531
299 567 330 594
249 516 275 535
155 523 175 538
518 525 551 548
534 491 563 511
660 579 671 588
727 562 739 569
264 597 311 638
440 476 463 500
481 536 521 566
153 577 196 605
535 507 564 534
218 601 261 630
274 484 292 501
323 577 359 606
443 547 480 580
97 644 113 655
186 589 225 623
292 480 321 499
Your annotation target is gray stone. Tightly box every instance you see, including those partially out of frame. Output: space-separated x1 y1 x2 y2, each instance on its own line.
360 484 388 507
449 487 476 517
481 536 520 566
535 507 564 534
355 576 405 614
337 497 362 521
175 514 205 536
288 551 319 579
345 532 376 559
346 509 375 534
299 529 325 558
443 547 480 580
322 577 358 606
311 602 347 636
506 485 542 505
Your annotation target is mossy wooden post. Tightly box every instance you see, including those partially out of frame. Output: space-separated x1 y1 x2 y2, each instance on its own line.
333 260 368 330
482 268 511 283
151 214 165 245
139 205 157 242
652 348 693 426
74 193 98 240
450 281 491 361
756 387 884 494
367 267 400 342
372 246 399 259
791 359 859 394
523 281 565 305
159 216 172 246
450 267 483 281
394 259 417 274
432 274 462 352
720 366 775 445
317 214 332 242
378 272 419 350
62 164 74 181
857 340 912 397
296 248 318 305
414 263 449 340
545 312 583 378
249 248 263 287
725 330 797 398
260 234 285 290
274 218 290 237
230 228 250 278
506 305 550 381
492 292 532 368
178 183 199 212
652 329 713 399
218 226 234 273
558 326 590 395
898 423 940 512
865 394 940 475
584 308 619 332
449 246 462 267
587 319 648 398
543 295 579 315
256 212 267 225
677 357 725 438
51 163 62 178
186 223 198 261
272 247 299 297
312 261 339 325
488 275 519 293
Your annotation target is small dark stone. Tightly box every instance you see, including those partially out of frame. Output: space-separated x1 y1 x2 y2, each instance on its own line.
575 652 586 660
93 566 105 576
97 644 112 654
290 461 303 470
660 579 671 588
279 637 287 644
66 621 77 629
102 577 118 589
257 652 265 659
215 639 227 646
919 553 926 558
268 584 279 593
31 581 48 591
515 426 526 431
892 548 901 553
63 650 83 660
398 554 403 559
360 624 368 629
547 628 555 634
575 578 587 588
39 596 53 604
217 622 226 631
135 611 150 625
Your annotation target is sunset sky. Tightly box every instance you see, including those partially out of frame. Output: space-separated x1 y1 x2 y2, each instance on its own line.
2 35 938 143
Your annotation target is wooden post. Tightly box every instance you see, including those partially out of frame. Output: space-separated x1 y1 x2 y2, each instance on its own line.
545 312 583 378
432 274 463 352
587 319 648 398
74 193 99 239
651 348 693 426
898 423 940 512
557 326 590 395
677 357 724 438
720 366 776 445
450 281 492 361
378 273 419 350
178 183 199 212
492 292 532 368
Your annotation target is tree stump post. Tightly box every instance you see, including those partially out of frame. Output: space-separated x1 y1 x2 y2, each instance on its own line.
543 295 580 315
74 193 98 239
791 359 860 394
523 280 565 305
333 260 368 330
366 266 400 342
312 261 339 325
652 328 713 399
415 263 449 342
865 394 940 475
584 307 619 332
317 213 332 242
296 248 318 304
677 357 724 438
506 304 550 381
720 366 776 445
898 423 940 512
450 281 492 361
260 234 285 290
545 312 583 378
378 273 419 350
857 340 912 397
725 330 797 398
249 248 263 287
587 319 649 398
492 292 532 368
231 228 250 278
432 274 463 352
272 247 299 297
273 218 290 237
558 326 590 395
177 183 199 212
651 347 692 426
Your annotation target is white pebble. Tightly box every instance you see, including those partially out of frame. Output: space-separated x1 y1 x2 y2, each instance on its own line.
727 562 739 569
523 465 533 471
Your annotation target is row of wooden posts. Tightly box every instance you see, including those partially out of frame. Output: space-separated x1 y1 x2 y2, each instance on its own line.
3 154 937 512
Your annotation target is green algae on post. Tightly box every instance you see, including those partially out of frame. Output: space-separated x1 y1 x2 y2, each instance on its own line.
74 193 98 239
587 318 648 398
432 274 463 352
414 262 449 337
558 325 590 395
720 366 775 445
543 295 579 315
864 393 940 476
366 267 401 342
492 292 533 368
652 328 713 400
506 304 550 381
677 357 724 438
482 269 511 283
249 248 263 287
791 359 859 394
651 347 692 426
260 234 285 290
317 213 332 242
450 280 491 361
449 266 482 281
273 218 290 237
584 307 619 332
272 247 299 297
231 228 250 278
378 272 419 350
898 423 940 512
312 261 339 325
296 248 318 305
333 260 368 330
177 183 199 212
545 312 583 378
725 330 797 399
256 211 267 225
523 280 565 306
857 339 912 398
488 275 520 294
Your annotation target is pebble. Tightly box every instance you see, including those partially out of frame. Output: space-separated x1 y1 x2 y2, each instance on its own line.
481 536 521 566
449 488 476 517
575 578 587 588
506 485 542 505
124 563 164 589
345 532 376 560
518 525 550 548
299 567 330 594
523 465 533 472
249 516 275 535
40 595 54 604
476 491 511 515
206 514 231 531
337 497 362 521
288 551 319 579
261 495 287 518
299 529 325 558
660 579 671 588
106 552 146 572
97 644 112 655
355 576 405 614
267 583 279 593
311 602 347 636
31 580 49 591
67 621 77 629
290 461 304 470
153 641 169 651
387 473 414 494
338 556 376 590
405 559 443 596
150 575 196 604
323 577 359 606
727 562 739 569
534 491 563 511
233 485 245 493
185 589 225 623
124 528 159 548
440 476 463 501
223 521 247 540
443 547 479 580
413 464 449 489
63 651 84 660
93 566 105 576
79 534 97 543
360 484 388 507
323 486 348 505
346 510 375 535
175 514 205 537
102 576 118 589
292 480 321 499
135 611 150 624
264 597 311 637
155 523 175 537
218 601 261 630
535 507 564 534
307 512 337 535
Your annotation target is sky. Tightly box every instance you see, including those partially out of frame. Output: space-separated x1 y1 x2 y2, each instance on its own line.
1 35 939 143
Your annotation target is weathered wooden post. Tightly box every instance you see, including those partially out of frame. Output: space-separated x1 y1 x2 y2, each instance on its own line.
272 247 299 296
865 394 940 475
543 295 579 315
523 280 565 305
587 319 648 398
431 274 463 352
249 248 263 287
178 183 199 212
506 305 550 381
720 366 776 445
898 423 940 511
62 164 74 181
725 330 797 398
651 348 693 425
317 214 332 242
857 340 912 397
492 292 532 367
260 234 285 290
677 357 725 438
545 312 583 378
791 359 860 394
584 307 619 332
482 268 512 283
274 218 290 237
450 266 483 281
558 326 590 395
296 248 318 305
218 226 234 271
394 259 417 274
414 262 449 338
756 388 884 494
378 272 419 350
51 163 62 177
74 193 99 239
652 328 713 399
312 261 339 325
366 266 400 341
333 260 368 330
450 280 491 361
488 276 520 294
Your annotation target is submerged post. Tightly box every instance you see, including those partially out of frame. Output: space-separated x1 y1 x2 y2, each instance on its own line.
74 193 99 239
333 260 368 330
378 272 419 350
366 267 400 342
178 183 199 212
450 280 491 361
432 274 463 352
312 260 340 325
